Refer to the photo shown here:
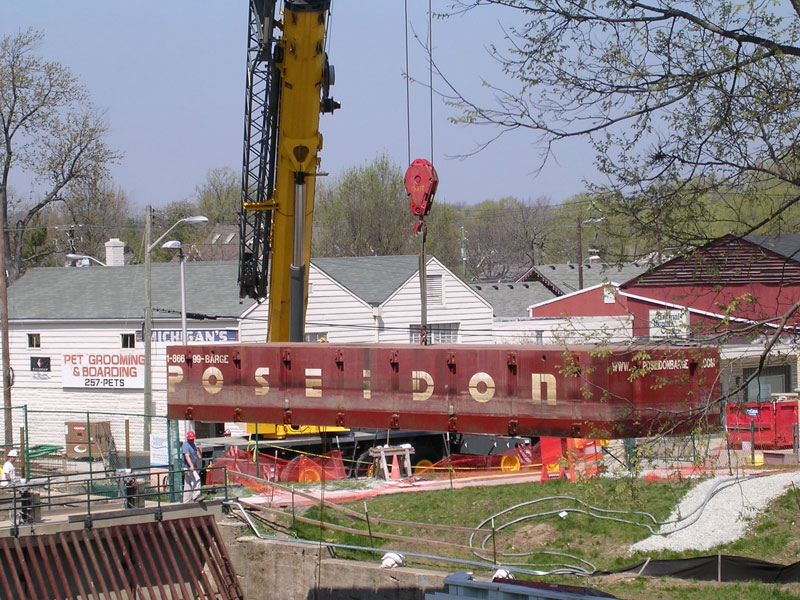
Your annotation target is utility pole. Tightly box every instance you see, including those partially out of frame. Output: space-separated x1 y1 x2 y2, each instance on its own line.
143 206 152 451
576 216 584 290
0 224 10 446
460 225 467 280
141 210 206 452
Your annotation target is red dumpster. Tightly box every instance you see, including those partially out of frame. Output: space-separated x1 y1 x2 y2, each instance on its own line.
726 396 798 449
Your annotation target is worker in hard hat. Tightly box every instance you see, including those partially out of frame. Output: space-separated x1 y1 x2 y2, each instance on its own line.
1 449 17 487
181 431 202 502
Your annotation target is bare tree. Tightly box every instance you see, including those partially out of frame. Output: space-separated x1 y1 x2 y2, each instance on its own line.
466 196 554 280
444 0 800 251
56 174 131 263
195 166 239 225
0 29 119 444
0 30 120 278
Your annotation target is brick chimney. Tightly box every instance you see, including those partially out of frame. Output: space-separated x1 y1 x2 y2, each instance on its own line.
104 238 126 266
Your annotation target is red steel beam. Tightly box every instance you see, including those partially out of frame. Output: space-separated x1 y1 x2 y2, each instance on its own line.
188 515 233 600
20 537 47 598
132 520 170 599
170 518 213 598
61 531 91 600
167 343 720 438
45 534 71 600
149 520 193 600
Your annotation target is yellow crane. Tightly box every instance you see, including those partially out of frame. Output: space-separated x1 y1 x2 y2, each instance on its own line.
238 0 339 437
239 0 338 342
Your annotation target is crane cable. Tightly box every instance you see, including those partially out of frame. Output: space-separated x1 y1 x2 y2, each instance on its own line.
404 0 436 166
428 0 434 162
404 0 411 166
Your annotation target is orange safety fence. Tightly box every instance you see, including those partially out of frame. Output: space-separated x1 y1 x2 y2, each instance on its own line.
205 446 347 488
540 437 606 482
207 438 605 492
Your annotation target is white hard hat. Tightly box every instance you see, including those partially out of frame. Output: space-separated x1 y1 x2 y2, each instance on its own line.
7 450 18 458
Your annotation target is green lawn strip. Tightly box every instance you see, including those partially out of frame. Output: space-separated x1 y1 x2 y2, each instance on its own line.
282 476 800 597
296 479 687 564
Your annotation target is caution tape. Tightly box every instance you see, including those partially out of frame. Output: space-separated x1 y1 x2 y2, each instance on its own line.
243 441 546 475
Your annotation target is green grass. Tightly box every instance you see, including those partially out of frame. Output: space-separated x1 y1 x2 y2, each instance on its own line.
268 475 800 599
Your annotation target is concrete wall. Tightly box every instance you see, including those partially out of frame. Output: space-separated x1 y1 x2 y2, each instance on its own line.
217 520 448 600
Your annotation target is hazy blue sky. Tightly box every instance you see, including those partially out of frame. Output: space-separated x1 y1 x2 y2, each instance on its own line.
3 1 598 211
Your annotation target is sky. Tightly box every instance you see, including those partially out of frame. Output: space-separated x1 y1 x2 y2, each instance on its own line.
2 1 599 213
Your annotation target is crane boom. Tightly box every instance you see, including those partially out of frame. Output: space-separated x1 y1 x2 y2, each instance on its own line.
239 0 279 301
238 0 338 342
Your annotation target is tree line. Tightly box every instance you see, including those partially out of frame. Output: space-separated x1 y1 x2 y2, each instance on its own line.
5 147 600 283
7 6 800 286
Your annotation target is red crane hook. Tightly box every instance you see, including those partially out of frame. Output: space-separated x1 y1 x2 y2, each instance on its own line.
404 159 438 236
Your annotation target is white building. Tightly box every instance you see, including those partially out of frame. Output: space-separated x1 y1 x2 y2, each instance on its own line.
3 255 492 451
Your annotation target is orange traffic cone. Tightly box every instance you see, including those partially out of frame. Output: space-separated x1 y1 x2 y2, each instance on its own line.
391 454 402 480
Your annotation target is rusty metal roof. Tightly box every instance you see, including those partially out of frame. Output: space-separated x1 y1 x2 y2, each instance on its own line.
624 234 800 288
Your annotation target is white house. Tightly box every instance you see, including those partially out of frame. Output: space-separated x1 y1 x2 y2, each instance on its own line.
2 254 492 451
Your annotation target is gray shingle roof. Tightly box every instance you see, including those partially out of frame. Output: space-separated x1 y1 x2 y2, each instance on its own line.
312 255 420 306
9 256 427 321
9 261 253 321
525 262 650 295
744 234 800 261
470 282 555 318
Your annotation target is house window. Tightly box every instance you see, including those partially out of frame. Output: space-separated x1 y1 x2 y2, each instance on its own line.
304 332 328 343
426 274 444 306
743 365 791 401
27 334 40 348
409 322 460 345
211 233 222 244
121 333 136 348
534 330 544 344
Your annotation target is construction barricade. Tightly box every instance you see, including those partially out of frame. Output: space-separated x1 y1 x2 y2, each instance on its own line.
540 437 605 482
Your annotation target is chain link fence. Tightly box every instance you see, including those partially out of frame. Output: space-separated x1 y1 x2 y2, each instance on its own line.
0 406 183 495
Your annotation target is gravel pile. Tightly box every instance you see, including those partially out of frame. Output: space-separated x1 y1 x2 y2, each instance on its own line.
631 471 800 553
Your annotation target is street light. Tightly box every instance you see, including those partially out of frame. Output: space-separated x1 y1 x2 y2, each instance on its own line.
161 240 187 344
143 208 207 451
65 253 107 267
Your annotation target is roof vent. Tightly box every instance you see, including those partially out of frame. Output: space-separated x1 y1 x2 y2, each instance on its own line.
508 284 514 289
523 283 529 288
492 285 499 290
475 285 482 290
